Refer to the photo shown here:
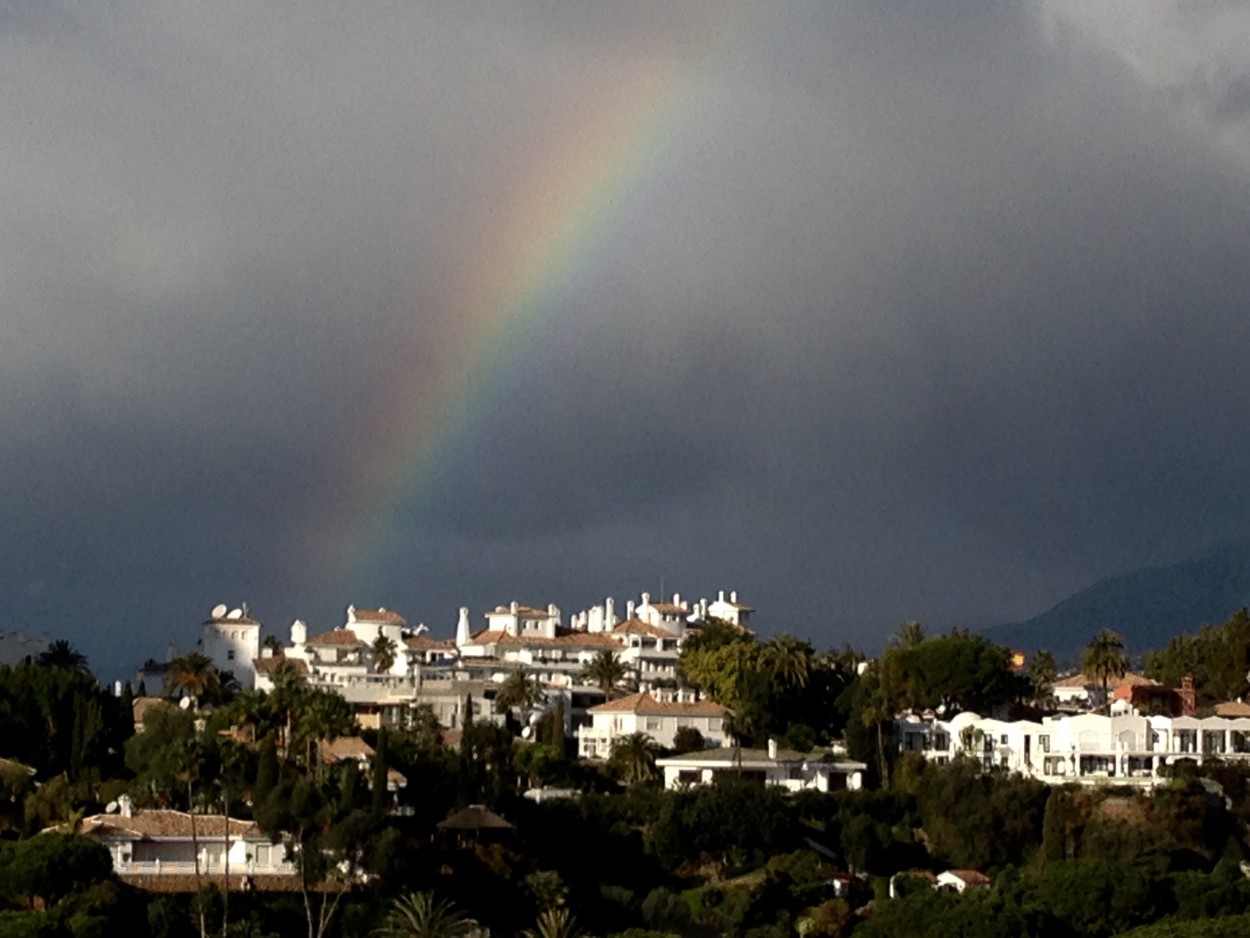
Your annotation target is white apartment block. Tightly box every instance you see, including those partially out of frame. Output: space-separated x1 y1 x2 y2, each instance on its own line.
897 710 1250 785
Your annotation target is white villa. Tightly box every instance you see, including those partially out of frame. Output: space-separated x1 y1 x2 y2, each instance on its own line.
656 740 866 792
896 709 1250 784
73 801 295 881
579 692 730 758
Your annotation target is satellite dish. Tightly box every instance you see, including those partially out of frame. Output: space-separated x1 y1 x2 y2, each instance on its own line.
521 726 533 739
211 604 228 619
179 697 193 710
105 800 119 814
227 608 243 620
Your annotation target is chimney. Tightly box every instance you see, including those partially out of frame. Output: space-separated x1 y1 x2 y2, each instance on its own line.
510 601 519 614
768 738 779 760
605 597 615 624
673 592 681 609
626 600 636 619
641 592 651 605
718 590 726 603
346 604 356 623
456 608 472 647
1180 675 1196 716
730 590 738 603
118 794 133 818
700 598 708 619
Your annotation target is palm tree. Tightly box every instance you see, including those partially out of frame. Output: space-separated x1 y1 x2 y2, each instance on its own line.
609 732 660 786
262 634 284 655
496 668 545 714
37 640 91 675
581 650 628 700
889 620 927 650
1029 649 1058 707
372 635 399 674
522 908 582 938
760 634 813 689
374 892 473 938
1082 629 1128 713
163 652 222 706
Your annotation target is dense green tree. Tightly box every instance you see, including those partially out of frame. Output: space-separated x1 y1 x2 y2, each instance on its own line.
883 631 1030 715
1028 649 1058 706
1083 630 1129 713
670 726 705 754
1146 609 1250 706
889 620 927 651
760 634 814 690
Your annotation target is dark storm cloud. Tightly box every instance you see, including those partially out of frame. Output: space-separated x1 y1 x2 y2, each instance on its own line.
4 1 1250 673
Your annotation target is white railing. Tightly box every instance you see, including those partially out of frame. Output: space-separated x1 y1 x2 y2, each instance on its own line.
119 860 296 876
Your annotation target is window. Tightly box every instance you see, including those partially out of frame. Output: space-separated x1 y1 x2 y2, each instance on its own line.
646 718 660 731
1039 735 1050 753
227 650 235 660
1000 734 1008 745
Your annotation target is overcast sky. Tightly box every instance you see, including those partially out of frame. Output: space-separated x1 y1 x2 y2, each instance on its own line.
4 1 1250 675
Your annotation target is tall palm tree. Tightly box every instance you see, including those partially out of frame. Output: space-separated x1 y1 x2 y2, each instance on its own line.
609 732 660 786
1082 630 1128 713
496 669 545 714
581 650 628 700
1029 649 1058 707
760 634 813 689
372 635 399 674
163 652 222 706
522 908 582 938
373 892 473 938
37 640 91 675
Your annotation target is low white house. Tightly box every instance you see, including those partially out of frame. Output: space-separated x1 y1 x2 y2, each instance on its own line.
73 803 295 879
579 692 729 758
655 741 866 792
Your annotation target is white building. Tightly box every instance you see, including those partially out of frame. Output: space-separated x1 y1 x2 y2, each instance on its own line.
74 802 296 881
655 741 866 792
896 709 1250 784
705 590 754 629
200 605 261 687
578 692 729 758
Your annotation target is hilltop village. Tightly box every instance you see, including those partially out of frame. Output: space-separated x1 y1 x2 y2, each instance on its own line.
7 595 1250 937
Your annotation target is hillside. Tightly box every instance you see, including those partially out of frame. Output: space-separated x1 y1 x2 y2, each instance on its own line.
984 541 1250 661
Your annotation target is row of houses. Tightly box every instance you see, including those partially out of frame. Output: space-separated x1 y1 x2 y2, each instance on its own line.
896 704 1250 785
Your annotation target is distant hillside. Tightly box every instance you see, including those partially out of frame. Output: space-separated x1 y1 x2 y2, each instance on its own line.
984 541 1250 662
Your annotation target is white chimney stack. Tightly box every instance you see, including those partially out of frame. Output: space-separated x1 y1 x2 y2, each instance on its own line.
718 590 726 603
626 600 636 619
456 607 472 647
768 738 779 760
605 597 616 625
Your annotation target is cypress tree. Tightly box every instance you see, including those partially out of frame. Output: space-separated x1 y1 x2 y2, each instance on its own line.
255 732 279 808
372 727 389 817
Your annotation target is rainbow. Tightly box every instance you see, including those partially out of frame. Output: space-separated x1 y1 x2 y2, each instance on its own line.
330 21 765 592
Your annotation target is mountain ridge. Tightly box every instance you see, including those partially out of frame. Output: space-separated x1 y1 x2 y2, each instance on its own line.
983 540 1250 661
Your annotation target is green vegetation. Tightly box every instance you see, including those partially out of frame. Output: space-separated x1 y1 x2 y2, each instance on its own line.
6 615 1250 936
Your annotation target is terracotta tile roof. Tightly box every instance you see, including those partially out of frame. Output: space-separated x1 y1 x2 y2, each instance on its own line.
1057 671 1156 691
612 618 675 639
589 692 728 716
253 655 309 675
404 636 455 651
488 604 555 618
319 737 375 761
438 804 513 831
647 602 687 615
306 628 364 647
204 616 261 626
350 608 406 625
465 628 508 645
1215 701 1250 717
79 810 261 839
466 629 619 649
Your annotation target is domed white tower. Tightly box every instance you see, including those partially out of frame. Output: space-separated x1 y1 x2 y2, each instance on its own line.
201 604 261 689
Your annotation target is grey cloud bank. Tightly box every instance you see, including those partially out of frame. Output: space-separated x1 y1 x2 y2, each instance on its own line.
3 2 1250 674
